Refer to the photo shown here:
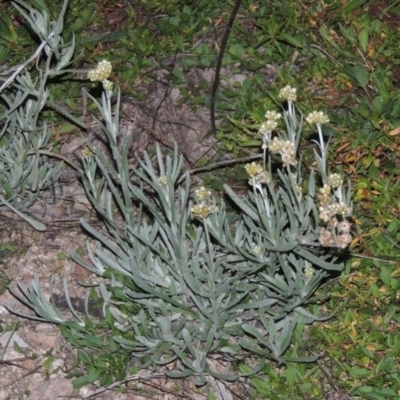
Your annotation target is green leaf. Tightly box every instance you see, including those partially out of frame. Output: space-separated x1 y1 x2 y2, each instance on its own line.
72 376 89 390
0 44 9 63
13 341 24 354
358 28 368 53
295 248 343 271
238 360 265 376
349 367 371 378
82 335 104 348
77 349 90 364
353 386 399 399
354 63 369 89
172 67 185 81
231 297 277 310
224 184 259 221
86 368 102 383
43 355 55 372
228 43 244 59
174 34 185 52
0 195 46 231
342 0 368 15
283 355 319 363
294 307 333 322
286 364 298 386
380 266 391 287
208 391 218 400
0 244 15 252
181 57 198 67
206 368 237 381
277 32 304 48
251 377 272 396
164 369 193 379
239 339 270 356
57 252 68 261
113 336 137 350
29 0 50 12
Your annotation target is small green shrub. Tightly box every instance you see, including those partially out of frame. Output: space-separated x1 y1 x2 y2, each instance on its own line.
0 0 84 231
13 80 352 389
6 0 353 391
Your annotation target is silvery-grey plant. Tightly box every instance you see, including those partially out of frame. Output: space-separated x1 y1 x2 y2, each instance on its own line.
11 73 353 386
0 0 85 231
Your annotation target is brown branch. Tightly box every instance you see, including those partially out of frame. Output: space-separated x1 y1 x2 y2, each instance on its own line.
210 0 243 133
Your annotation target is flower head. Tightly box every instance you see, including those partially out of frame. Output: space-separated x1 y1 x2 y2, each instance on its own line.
336 233 352 249
338 220 352 234
158 176 168 186
195 186 212 201
245 162 263 178
265 110 282 121
306 111 329 125
268 137 283 153
280 140 297 168
256 171 271 184
102 79 113 92
87 60 113 82
190 204 217 219
319 184 331 196
319 227 335 247
96 60 112 80
248 170 271 187
259 120 277 133
279 85 297 102
304 265 315 278
81 147 95 157
327 173 343 189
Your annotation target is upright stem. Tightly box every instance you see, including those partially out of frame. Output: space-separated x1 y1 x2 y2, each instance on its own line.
316 123 328 177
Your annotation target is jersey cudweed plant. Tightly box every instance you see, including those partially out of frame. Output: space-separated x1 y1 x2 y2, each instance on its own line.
6 1 353 388
0 0 87 231
12 67 353 389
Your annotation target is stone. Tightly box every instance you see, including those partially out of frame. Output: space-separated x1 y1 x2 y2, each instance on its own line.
26 376 74 400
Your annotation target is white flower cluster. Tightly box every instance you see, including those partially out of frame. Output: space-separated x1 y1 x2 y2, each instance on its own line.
259 110 282 134
259 120 277 134
319 217 352 249
319 201 352 223
267 138 297 168
195 186 212 201
251 171 271 187
327 173 343 189
268 137 283 153
158 176 168 186
317 176 352 249
317 179 351 223
102 79 113 91
317 184 332 205
191 186 217 219
87 60 113 82
265 110 281 120
279 85 297 102
306 111 329 125
245 163 271 187
190 204 218 219
245 162 263 177
81 147 95 157
280 141 297 168
304 265 315 278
